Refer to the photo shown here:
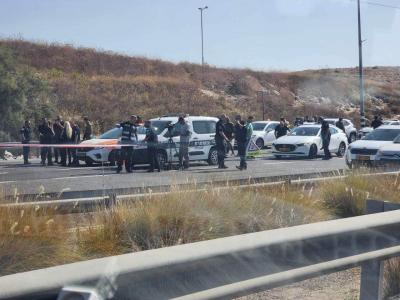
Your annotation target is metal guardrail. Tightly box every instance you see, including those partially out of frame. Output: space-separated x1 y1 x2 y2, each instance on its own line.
1 202 400 300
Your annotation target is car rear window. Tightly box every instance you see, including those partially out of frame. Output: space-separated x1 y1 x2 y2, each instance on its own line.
363 129 400 141
289 127 320 136
192 121 216 134
99 127 122 139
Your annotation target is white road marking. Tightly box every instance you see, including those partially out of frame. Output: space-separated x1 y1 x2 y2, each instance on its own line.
0 172 9 175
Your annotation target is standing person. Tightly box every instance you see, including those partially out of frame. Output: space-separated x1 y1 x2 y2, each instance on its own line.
275 118 290 139
71 120 81 166
60 121 73 167
234 115 247 170
53 116 64 164
313 116 319 124
175 116 192 170
82 116 93 141
320 120 332 160
144 120 160 172
335 117 346 133
20 120 32 165
245 116 254 156
224 117 235 156
116 115 138 174
304 116 311 123
135 116 144 127
38 118 54 166
215 114 229 169
371 116 383 129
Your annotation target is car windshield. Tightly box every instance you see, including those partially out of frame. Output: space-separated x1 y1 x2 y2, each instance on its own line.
99 127 122 139
363 129 400 141
252 123 267 131
151 120 172 135
289 127 320 136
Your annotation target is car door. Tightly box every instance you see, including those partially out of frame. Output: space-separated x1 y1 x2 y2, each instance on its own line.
264 123 278 145
329 127 340 151
190 120 217 160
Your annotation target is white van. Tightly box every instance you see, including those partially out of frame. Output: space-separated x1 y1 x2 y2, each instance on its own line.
149 116 219 166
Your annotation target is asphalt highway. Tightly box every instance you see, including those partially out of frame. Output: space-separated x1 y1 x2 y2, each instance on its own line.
0 150 347 200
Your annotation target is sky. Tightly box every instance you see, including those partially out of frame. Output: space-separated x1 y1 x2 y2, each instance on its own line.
0 0 400 71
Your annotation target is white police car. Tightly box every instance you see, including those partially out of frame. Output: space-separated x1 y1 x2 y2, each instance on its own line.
149 116 219 166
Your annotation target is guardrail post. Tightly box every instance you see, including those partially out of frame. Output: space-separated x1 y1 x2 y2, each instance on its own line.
359 199 400 300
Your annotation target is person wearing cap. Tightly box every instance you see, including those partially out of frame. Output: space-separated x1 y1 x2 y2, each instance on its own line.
116 115 138 173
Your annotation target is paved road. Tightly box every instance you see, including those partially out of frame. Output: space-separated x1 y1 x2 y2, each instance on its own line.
0 151 347 199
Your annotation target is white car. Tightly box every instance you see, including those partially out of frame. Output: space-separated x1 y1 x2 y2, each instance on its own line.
251 121 280 148
148 116 219 166
76 126 147 166
324 118 358 143
346 125 400 168
272 124 348 159
375 135 400 166
358 120 400 139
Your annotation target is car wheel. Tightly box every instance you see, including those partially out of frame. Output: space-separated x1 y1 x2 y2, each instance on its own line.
337 142 346 157
157 151 168 170
208 147 218 165
108 150 116 166
308 144 318 159
255 138 264 149
349 133 356 143
85 158 93 167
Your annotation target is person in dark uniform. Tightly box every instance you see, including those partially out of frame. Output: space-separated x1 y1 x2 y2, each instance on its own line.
215 114 229 169
321 120 332 160
275 118 290 139
82 116 93 141
234 115 247 170
371 116 383 129
224 117 235 156
144 120 160 172
116 115 138 173
53 116 64 164
38 118 54 166
335 117 346 133
71 120 81 166
20 120 32 165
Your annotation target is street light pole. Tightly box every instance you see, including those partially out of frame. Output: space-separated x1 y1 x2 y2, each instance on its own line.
357 0 366 127
198 6 208 67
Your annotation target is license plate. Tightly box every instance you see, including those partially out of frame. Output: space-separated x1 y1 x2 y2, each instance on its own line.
280 147 290 152
357 155 370 161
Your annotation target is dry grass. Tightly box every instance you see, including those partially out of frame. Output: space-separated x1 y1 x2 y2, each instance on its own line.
319 173 400 218
77 184 329 256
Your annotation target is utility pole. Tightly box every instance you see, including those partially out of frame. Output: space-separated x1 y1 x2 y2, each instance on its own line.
357 0 366 127
198 6 208 68
257 91 267 120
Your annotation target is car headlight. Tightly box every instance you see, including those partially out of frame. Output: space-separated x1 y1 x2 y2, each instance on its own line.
296 143 305 147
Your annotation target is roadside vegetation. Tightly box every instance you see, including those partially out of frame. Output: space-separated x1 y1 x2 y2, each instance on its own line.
2 38 400 146
1 173 400 297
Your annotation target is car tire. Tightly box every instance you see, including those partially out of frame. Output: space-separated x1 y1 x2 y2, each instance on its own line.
349 133 356 143
308 144 318 159
85 158 93 167
255 138 264 149
208 147 218 165
108 150 117 166
337 142 346 157
157 150 168 170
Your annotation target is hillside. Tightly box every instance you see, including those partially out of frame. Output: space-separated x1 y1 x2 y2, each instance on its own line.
1 39 400 139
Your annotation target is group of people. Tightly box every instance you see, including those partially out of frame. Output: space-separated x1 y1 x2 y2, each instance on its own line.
20 116 93 166
215 114 254 170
